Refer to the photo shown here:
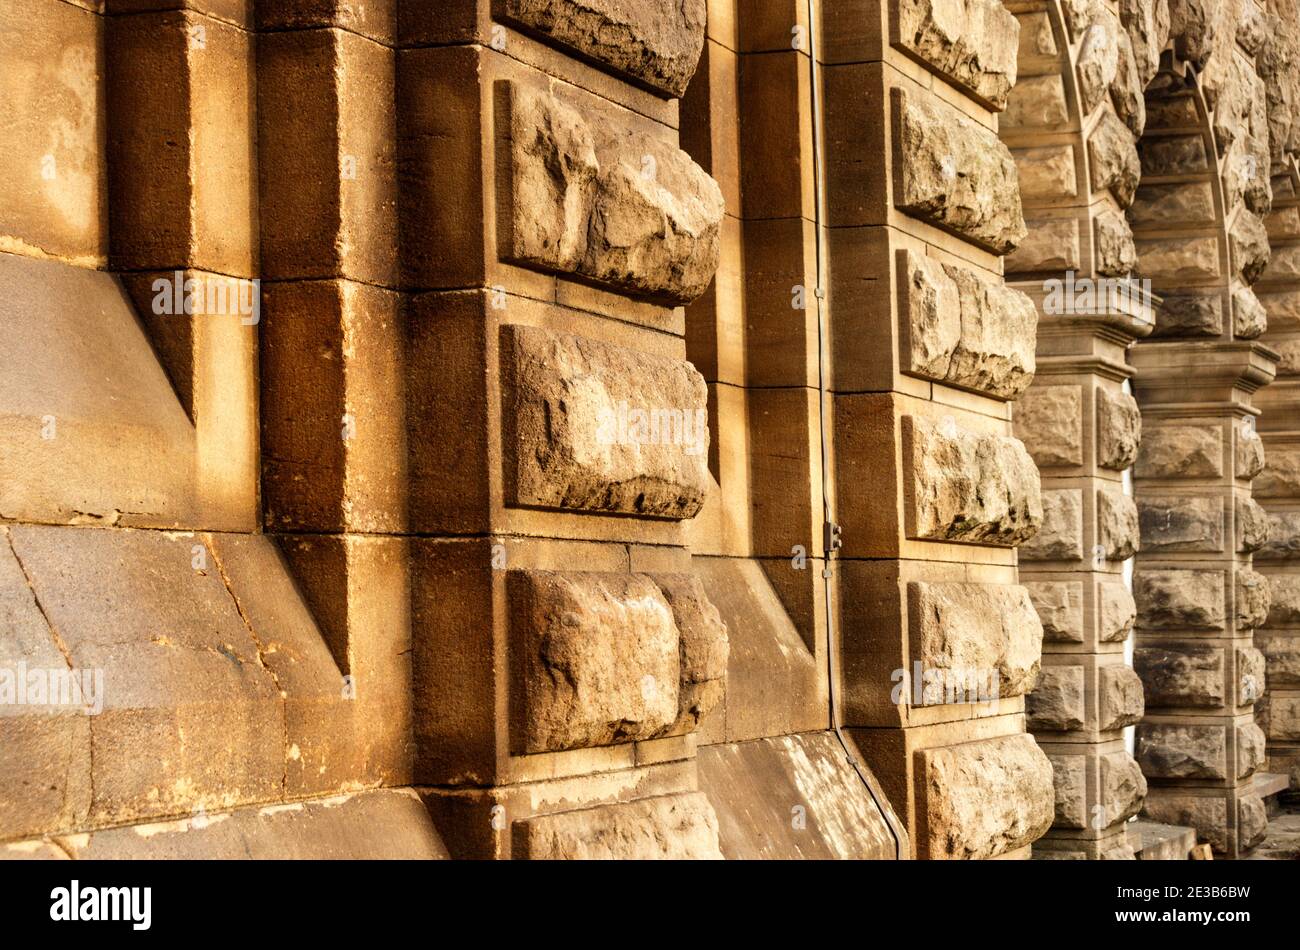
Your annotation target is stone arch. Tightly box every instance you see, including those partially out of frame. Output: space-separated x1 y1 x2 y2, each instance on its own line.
999 0 1153 860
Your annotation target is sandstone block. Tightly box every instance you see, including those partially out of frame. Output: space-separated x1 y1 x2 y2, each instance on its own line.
499 81 724 304
1137 235 1220 282
1239 795 1267 849
1135 425 1221 479
501 323 711 519
1230 210 1271 284
1026 581 1084 643
650 573 729 734
1238 722 1266 778
1233 287 1268 339
907 582 1044 698
513 791 723 859
1099 487 1140 561
1137 495 1224 552
1137 723 1226 779
1110 26 1146 134
1258 695 1300 740
1237 427 1267 481
1259 511 1300 560
1026 665 1084 731
1014 145 1077 201
1003 74 1069 128
1089 106 1140 206
1237 570 1271 632
923 734 1053 859
1019 488 1082 561
892 88 1027 253
1099 581 1137 642
509 570 680 753
1077 18 1120 114
1254 445 1300 498
1135 645 1224 707
1135 569 1226 631
1100 664 1145 730
904 415 1043 546
1101 750 1147 825
1153 294 1222 337
1237 497 1270 553
1097 387 1141 470
498 0 707 97
1141 794 1226 853
1048 753 1087 829
1265 574 1300 626
894 0 1019 109
1095 208 1138 277
1014 386 1081 468
1259 634 1300 686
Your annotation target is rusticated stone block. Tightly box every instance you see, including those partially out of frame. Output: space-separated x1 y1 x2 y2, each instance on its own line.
500 323 711 518
1237 645 1266 706
1230 210 1271 284
1097 387 1141 471
1131 181 1215 228
498 81 724 304
509 570 680 753
903 415 1043 546
907 582 1044 698
1014 145 1076 201
1135 645 1224 707
891 88 1027 253
513 792 723 859
898 251 1037 399
894 0 1019 109
1094 208 1137 276
1259 634 1300 686
1098 488 1140 561
1099 581 1137 642
1048 753 1087 829
1089 107 1140 206
1236 427 1266 481
1233 287 1267 339
1006 217 1081 273
258 0 397 43
1254 446 1300 499
1026 581 1083 643
1101 751 1147 825
1237 571 1271 632
1140 133 1208 176
1135 425 1221 479
1019 489 1082 561
1239 795 1267 850
649 573 728 735
1258 695 1300 740
1153 294 1222 337
1077 17 1119 114
1136 723 1227 779
1003 74 1069 128
921 733 1054 859
1135 569 1226 631
1014 386 1081 467
1137 495 1224 553
1026 666 1084 731
1237 497 1270 553
1264 573 1300 626
1238 722 1266 778
1137 235 1220 282
1142 794 1227 853
1100 665 1144 730
497 0 706 97
1110 24 1145 134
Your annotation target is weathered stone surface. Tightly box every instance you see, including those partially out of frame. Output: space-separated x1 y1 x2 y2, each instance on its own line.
1238 722 1266 778
1135 569 1226 630
1003 74 1069 128
922 733 1054 859
899 250 1037 399
1014 145 1077 201
904 415 1043 546
1015 386 1082 467
1259 511 1300 560
1230 210 1271 284
501 323 711 518
1140 133 1208 176
1232 286 1268 339
499 0 706 97
1237 496 1271 553
1131 181 1216 227
1094 208 1138 276
1258 695 1300 740
1100 581 1137 642
509 570 680 753
513 792 723 859
908 582 1044 698
1111 27 1147 134
1077 17 1121 114
1236 569 1271 631
1121 0 1170 88
1090 107 1141 206
1142 794 1227 853
1265 574 1300 627
1100 664 1145 730
1136 425 1222 479
1254 445 1300 498
1020 488 1082 561
1026 581 1084 643
1135 645 1225 707
650 573 728 735
1239 795 1267 849
1006 218 1081 273
895 0 1020 108
1137 235 1221 282
1259 635 1300 686
1101 750 1147 825
1138 495 1224 552
1026 665 1085 731
1137 723 1227 779
1097 387 1141 470
1099 487 1140 561
892 88 1027 253
1153 294 1223 337
500 81 724 303
1048 753 1087 829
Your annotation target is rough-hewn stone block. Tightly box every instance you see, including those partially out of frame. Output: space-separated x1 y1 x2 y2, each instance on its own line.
501 323 711 518
1237 571 1271 632
1003 74 1069 128
1137 495 1224 552
1099 487 1140 560
1258 635 1300 687
1026 581 1084 643
498 0 707 97
903 416 1043 546
1015 385 1081 467
1100 581 1137 642
1135 645 1225 707
513 791 723 859
1137 723 1227 779
907 582 1043 698
650 573 729 735
1237 497 1271 553
1101 750 1147 825
1100 664 1144 730
1027 665 1085 731
1097 387 1141 470
1135 569 1226 631
1255 445 1300 498
1135 425 1222 479
499 81 724 303
894 0 1019 108
1019 488 1082 561
1089 107 1140 206
891 88 1027 253
1048 753 1087 829
922 733 1054 859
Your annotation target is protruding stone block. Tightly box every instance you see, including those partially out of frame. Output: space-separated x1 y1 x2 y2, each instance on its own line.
1099 487 1140 561
1237 497 1270 553
1097 387 1141 471
1135 645 1225 707
894 0 1019 109
1101 750 1147 825
1019 488 1082 561
1026 581 1084 643
500 323 711 519
1089 107 1140 206
1136 723 1227 779
1027 666 1085 731
1099 581 1137 642
1048 753 1086 829
1015 386 1082 467
650 573 729 735
1237 571 1271 632
1100 665 1144 730
891 88 1027 253
1135 570 1226 631
1136 425 1222 479
1137 495 1224 553
513 792 723 860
